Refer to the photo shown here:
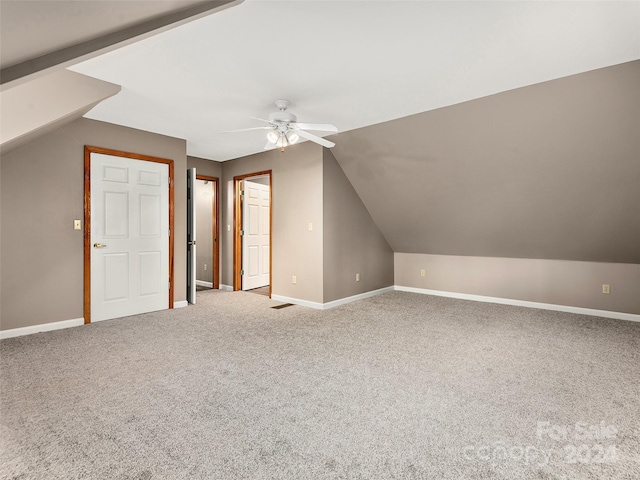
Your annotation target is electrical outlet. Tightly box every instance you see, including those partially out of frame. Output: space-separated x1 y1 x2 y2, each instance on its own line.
292 276 297 284
227 225 231 232
73 219 82 230
204 264 207 271
356 273 360 282
420 269 425 277
602 284 610 294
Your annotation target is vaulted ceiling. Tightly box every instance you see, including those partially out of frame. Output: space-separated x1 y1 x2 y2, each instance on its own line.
46 0 640 161
2 0 639 263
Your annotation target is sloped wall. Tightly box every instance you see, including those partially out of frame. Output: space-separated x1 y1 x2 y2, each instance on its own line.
331 60 640 264
323 149 393 302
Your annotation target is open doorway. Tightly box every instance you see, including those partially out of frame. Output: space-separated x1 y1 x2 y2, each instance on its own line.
233 171 272 297
187 170 219 304
195 175 219 292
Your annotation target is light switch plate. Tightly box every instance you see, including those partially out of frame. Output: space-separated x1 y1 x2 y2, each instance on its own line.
73 220 82 230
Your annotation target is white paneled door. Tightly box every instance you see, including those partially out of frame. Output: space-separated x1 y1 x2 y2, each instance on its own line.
242 180 270 290
90 153 169 322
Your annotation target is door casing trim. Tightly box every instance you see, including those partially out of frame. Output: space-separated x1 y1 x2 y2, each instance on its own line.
83 145 175 324
195 175 220 290
233 170 272 296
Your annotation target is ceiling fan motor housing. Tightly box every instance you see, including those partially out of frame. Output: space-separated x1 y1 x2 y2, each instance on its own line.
269 112 297 134
268 111 297 124
269 99 297 131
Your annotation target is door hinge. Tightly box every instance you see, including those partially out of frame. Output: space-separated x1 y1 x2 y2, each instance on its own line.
240 230 244 236
240 190 244 196
168 280 171 290
240 269 244 275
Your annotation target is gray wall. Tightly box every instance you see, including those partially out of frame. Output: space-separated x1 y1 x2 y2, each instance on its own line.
0 118 187 331
3 60 637 331
220 142 324 303
395 253 640 315
331 60 640 264
323 149 393 302
187 155 221 179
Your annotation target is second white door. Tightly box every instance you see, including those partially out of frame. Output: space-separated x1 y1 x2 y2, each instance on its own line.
242 179 270 290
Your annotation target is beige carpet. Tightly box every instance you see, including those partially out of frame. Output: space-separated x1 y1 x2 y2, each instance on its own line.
246 285 270 297
1 290 638 479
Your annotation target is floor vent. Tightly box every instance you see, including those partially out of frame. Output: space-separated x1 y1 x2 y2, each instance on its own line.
271 303 294 310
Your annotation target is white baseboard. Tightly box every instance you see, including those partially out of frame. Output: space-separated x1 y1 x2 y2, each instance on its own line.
271 294 324 310
394 286 640 322
196 280 213 288
173 300 188 308
323 286 395 309
1 318 85 340
272 286 395 311
219 284 233 291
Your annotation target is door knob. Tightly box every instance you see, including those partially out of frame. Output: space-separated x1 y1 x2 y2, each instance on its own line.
93 243 107 248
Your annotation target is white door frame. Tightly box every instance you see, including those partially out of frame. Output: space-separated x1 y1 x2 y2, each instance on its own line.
84 145 175 324
233 170 272 295
187 168 197 304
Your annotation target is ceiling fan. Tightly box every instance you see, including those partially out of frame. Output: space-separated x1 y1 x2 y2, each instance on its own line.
222 100 338 152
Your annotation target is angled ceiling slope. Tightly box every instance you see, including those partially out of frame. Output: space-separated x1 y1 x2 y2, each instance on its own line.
0 70 120 154
1 0 242 87
0 0 241 153
68 0 640 161
332 61 640 264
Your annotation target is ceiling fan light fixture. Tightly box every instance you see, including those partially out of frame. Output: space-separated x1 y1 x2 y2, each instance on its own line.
267 131 279 143
234 100 337 152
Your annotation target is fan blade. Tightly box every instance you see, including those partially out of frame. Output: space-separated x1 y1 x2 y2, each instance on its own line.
294 123 338 132
220 126 271 133
249 116 272 124
296 129 335 148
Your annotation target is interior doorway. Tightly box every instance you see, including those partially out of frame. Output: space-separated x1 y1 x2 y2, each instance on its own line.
195 175 219 292
233 171 272 296
187 170 219 304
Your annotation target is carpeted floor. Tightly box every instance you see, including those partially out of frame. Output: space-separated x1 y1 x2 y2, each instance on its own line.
245 285 270 297
1 291 638 479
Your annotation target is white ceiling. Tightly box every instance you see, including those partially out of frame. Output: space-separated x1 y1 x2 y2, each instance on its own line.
63 0 640 162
